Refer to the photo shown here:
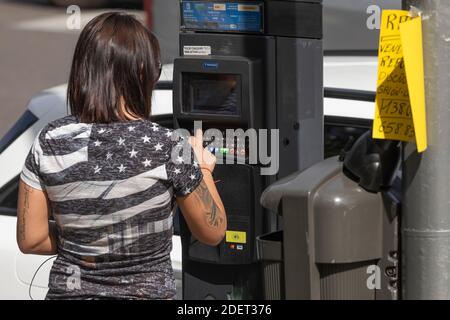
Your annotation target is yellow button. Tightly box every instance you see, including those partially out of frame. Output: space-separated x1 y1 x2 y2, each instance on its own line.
225 231 247 244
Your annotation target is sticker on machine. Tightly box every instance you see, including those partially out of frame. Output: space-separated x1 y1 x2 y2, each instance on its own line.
183 45 211 56
225 231 247 244
237 4 260 12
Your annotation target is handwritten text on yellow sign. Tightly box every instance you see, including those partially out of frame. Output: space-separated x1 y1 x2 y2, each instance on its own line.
373 10 427 152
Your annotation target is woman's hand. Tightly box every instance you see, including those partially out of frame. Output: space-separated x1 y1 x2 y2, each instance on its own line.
188 129 216 173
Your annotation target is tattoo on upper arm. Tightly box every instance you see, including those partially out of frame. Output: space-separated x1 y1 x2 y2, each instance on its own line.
18 185 33 241
193 181 224 228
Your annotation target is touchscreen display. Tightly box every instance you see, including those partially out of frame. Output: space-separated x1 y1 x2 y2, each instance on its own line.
182 73 241 115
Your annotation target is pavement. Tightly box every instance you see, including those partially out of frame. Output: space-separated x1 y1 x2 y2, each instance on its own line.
0 0 178 138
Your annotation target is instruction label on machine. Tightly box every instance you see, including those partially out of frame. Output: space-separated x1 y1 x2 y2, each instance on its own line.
181 1 264 33
372 10 427 152
183 45 211 56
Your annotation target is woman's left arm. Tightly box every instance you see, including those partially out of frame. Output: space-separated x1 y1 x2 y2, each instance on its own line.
16 180 57 255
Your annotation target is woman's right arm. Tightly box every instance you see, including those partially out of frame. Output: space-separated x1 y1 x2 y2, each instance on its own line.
176 171 226 246
175 130 227 246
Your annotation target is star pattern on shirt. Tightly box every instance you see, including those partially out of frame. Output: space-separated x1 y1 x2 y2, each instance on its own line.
154 143 163 151
184 187 191 194
193 161 199 168
129 149 138 158
142 159 152 167
89 124 191 184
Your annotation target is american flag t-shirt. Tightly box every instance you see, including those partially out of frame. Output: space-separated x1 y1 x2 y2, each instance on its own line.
20 115 202 299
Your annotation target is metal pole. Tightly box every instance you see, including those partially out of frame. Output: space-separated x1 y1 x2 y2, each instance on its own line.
403 0 450 299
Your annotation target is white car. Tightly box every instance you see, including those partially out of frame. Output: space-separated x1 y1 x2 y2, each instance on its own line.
0 57 377 299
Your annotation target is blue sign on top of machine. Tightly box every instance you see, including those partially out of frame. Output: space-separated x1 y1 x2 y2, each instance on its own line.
181 1 264 33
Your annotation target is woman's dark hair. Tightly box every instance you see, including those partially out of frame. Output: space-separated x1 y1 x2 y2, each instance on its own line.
68 12 161 123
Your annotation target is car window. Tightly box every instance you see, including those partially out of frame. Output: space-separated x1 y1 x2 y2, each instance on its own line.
324 117 372 158
0 175 19 216
0 110 38 154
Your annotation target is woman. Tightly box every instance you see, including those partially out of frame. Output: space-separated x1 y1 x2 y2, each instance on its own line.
16 12 226 300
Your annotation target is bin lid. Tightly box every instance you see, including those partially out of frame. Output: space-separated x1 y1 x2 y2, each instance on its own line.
260 157 341 214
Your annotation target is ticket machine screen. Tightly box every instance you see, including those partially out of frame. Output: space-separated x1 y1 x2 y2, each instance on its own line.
182 73 241 115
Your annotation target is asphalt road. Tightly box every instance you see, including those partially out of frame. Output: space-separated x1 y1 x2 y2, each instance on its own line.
0 0 178 138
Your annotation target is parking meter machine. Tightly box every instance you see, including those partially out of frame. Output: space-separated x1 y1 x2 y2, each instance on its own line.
173 0 323 299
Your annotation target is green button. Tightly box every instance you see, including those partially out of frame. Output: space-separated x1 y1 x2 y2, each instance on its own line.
220 148 229 154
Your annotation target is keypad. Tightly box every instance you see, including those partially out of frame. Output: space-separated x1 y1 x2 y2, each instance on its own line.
191 128 249 158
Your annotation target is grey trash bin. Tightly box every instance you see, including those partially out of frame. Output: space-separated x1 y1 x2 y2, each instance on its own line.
256 230 284 300
260 156 400 300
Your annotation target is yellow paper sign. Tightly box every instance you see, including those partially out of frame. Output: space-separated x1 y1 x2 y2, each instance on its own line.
372 10 427 152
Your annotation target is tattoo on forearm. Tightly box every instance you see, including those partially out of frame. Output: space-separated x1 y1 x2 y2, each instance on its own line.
193 181 224 228
19 185 33 241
